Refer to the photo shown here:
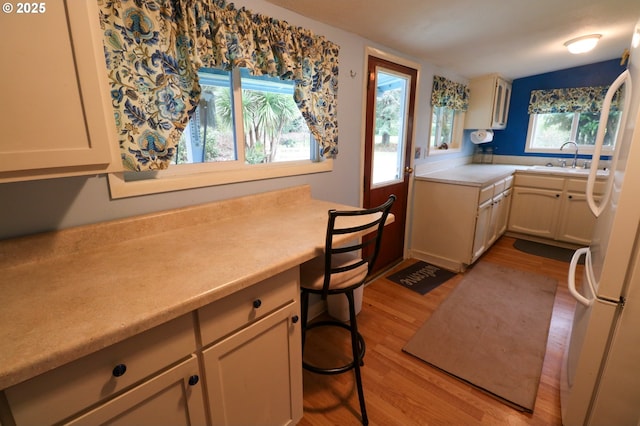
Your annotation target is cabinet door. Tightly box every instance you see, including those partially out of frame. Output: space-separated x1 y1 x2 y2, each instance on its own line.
497 189 512 236
66 356 206 426
0 1 113 177
557 192 598 245
203 304 302 426
471 198 493 262
508 187 562 238
492 78 511 129
486 192 504 247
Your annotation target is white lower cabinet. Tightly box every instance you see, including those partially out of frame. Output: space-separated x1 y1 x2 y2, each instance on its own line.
198 267 303 426
507 173 604 246
66 356 206 426
0 269 303 426
410 175 513 272
1 314 202 426
202 305 301 426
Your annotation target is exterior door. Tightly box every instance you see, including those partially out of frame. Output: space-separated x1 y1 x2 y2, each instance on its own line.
364 55 417 275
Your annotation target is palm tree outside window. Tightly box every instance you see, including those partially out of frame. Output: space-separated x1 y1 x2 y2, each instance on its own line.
174 68 314 165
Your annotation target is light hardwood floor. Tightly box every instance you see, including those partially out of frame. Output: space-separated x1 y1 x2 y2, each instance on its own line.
299 236 581 425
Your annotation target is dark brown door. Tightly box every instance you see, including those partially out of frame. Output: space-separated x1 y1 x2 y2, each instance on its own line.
363 56 417 275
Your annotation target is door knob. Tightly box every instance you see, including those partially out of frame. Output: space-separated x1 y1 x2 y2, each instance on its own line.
405 166 414 174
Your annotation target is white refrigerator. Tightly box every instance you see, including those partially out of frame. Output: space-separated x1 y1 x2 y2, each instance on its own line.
561 19 640 426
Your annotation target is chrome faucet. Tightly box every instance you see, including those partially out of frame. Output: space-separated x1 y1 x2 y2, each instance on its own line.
560 141 579 168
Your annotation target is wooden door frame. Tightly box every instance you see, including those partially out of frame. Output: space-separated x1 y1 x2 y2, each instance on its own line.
359 47 421 261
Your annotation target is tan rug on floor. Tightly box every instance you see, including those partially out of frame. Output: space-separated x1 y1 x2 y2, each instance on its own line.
402 261 557 412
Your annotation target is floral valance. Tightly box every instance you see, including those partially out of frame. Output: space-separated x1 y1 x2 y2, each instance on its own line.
528 85 622 114
98 0 340 171
431 76 469 112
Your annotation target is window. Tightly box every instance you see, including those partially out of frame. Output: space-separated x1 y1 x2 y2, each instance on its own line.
173 68 313 165
108 67 331 198
525 84 623 154
428 76 468 155
526 110 621 153
429 106 464 152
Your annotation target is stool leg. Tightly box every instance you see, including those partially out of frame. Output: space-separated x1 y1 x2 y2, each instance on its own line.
347 289 368 425
300 290 309 352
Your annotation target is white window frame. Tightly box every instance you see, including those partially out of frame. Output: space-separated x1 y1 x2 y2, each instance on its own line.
108 68 332 199
427 106 464 156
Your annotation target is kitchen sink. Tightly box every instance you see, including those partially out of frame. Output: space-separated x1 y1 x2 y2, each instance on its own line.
527 165 609 176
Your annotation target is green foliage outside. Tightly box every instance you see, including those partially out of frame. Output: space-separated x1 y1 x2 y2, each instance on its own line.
535 111 621 148
176 85 307 164
375 89 401 146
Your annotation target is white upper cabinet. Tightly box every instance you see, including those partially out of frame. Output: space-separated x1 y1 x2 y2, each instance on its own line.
464 74 512 130
0 1 117 182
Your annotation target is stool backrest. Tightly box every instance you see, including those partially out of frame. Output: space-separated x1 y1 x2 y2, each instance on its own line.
321 195 396 297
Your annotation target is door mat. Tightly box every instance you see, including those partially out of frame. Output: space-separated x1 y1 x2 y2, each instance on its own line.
385 261 456 295
403 261 557 412
513 239 583 264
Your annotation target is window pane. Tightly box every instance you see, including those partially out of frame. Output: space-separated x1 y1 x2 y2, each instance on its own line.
372 70 408 185
576 111 621 147
239 69 311 164
430 106 454 149
175 68 236 164
531 112 573 149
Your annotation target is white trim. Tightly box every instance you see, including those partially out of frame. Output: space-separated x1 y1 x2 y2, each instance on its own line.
427 109 465 156
108 159 332 199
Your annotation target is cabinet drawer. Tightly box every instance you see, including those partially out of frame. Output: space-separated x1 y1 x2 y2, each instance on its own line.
479 185 494 204
4 314 196 426
493 178 506 195
66 355 206 426
504 175 514 190
514 174 564 190
566 177 606 194
198 267 299 346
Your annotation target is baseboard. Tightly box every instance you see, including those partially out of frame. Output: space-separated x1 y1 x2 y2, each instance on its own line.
306 298 327 321
409 249 466 273
504 231 582 250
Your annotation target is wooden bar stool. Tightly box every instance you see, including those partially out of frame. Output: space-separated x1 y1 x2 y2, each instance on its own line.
300 195 395 425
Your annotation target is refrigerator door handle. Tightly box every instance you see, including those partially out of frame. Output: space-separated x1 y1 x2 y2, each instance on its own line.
568 247 595 307
587 69 632 217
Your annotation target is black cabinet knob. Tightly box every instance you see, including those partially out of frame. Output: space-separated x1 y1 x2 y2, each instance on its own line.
291 315 299 323
188 375 199 386
253 299 262 309
112 364 127 377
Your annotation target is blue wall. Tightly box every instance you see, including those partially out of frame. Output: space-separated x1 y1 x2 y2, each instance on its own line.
492 59 626 158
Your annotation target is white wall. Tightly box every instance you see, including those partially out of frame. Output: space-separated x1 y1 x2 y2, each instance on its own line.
0 0 469 240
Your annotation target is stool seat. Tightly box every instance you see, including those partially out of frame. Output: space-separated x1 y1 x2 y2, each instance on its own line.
300 195 395 426
300 252 368 291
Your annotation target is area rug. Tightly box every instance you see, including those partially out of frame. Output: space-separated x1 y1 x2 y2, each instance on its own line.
402 261 557 412
386 261 457 295
513 239 583 264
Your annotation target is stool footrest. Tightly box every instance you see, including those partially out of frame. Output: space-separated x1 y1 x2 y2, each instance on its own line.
302 320 366 375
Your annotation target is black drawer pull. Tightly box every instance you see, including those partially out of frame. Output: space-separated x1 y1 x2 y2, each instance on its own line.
253 299 262 309
291 315 299 323
188 375 199 386
112 364 127 377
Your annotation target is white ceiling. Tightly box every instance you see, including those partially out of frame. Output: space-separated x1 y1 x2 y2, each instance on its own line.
264 0 640 80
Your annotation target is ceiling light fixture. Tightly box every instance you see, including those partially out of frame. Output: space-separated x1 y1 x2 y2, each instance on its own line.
564 34 602 54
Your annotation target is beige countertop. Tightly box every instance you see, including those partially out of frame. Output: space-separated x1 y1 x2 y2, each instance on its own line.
415 163 608 187
415 164 526 186
0 185 387 390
